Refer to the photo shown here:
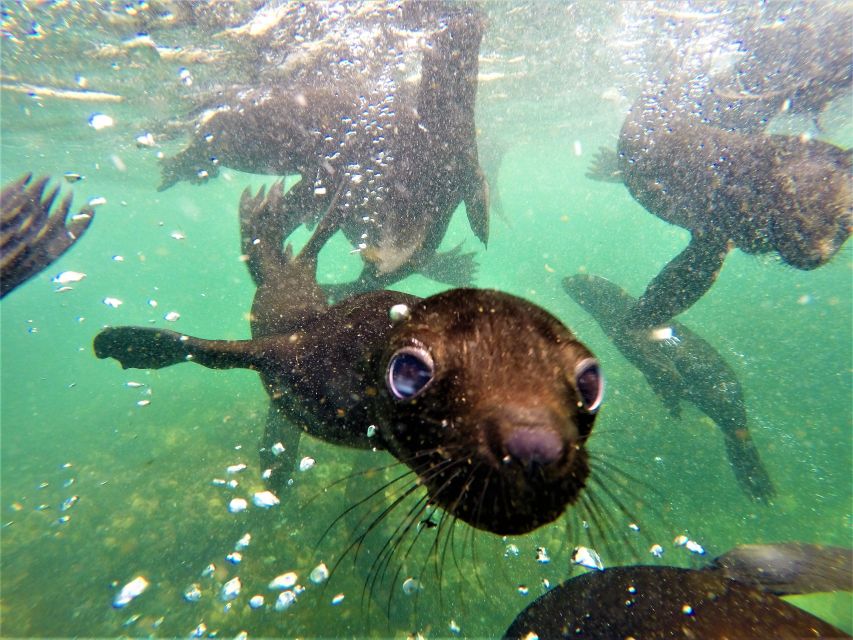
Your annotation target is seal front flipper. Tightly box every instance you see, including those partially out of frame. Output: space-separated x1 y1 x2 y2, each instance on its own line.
463 165 490 247
94 326 269 371
626 233 730 328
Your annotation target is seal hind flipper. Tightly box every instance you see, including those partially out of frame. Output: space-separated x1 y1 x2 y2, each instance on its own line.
1 174 95 298
417 242 479 287
626 233 730 328
721 428 776 501
585 147 624 183
94 326 267 371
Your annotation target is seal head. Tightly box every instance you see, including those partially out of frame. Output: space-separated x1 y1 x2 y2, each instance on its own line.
375 288 603 536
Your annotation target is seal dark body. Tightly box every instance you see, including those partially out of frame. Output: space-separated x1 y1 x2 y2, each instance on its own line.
158 5 489 300
504 543 852 640
94 184 602 536
563 273 774 501
588 82 851 328
1 174 95 298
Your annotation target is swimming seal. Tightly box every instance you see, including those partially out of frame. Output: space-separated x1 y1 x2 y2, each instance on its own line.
588 78 851 328
1 173 95 298
94 182 603 536
563 273 774 501
157 4 489 300
504 542 852 639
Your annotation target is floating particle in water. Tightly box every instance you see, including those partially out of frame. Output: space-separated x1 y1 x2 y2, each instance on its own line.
234 632 248 640
535 547 550 564
10 502 23 512
89 113 114 130
136 399 150 407
235 533 251 550
673 535 689 547
504 543 520 558
628 522 640 532
63 172 84 184
184 584 202 602
249 595 264 609
572 546 604 571
151 616 164 629
299 457 315 472
147 299 158 308
402 577 420 596
60 496 78 511
226 479 238 489
170 230 185 241
88 196 107 207
542 578 551 591
200 564 215 578
252 491 279 508
517 585 529 596
55 515 70 525
682 604 694 615
190 622 207 637
112 255 125 262
270 442 285 456
164 311 180 322
228 498 248 514
314 186 327 196
123 613 141 627
227 463 247 475
331 593 345 605
221 577 241 601
211 478 226 487
35 504 49 512
449 620 461 635
261 469 272 480
275 590 297 611
113 576 149 608
389 304 411 324
573 140 583 156
366 425 377 438
38 482 49 489
197 170 209 180
649 544 664 558
269 572 297 590
125 381 144 388
135 132 156 148
63 478 75 488
226 552 242 565
309 563 329 584
685 539 705 555
178 67 193 86
103 297 123 308
54 286 73 293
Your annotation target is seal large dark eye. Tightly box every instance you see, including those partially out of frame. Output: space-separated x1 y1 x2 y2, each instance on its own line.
386 347 435 400
574 358 604 413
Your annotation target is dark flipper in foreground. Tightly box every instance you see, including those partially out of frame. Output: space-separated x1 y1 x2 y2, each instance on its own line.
504 543 852 640
563 273 775 501
1 174 95 298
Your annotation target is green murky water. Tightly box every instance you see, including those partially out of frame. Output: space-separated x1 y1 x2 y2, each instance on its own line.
1 2 851 638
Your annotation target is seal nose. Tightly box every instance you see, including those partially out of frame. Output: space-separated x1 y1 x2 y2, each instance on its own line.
505 426 564 467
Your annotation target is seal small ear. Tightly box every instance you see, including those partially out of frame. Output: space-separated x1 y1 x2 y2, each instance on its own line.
464 166 490 246
94 326 264 371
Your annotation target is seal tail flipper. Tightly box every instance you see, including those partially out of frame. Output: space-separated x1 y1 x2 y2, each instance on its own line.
625 233 731 328
709 543 853 596
259 402 301 493
93 326 266 371
418 242 479 287
721 428 776 501
585 147 624 183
